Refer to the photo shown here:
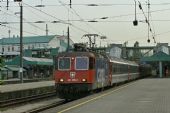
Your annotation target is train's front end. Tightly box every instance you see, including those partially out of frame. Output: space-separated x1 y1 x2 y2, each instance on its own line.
54 52 96 99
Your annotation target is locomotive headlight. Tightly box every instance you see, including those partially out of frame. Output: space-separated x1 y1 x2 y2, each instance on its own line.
59 79 64 82
82 79 87 82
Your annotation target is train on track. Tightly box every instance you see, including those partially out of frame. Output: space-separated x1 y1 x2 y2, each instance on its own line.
54 43 151 99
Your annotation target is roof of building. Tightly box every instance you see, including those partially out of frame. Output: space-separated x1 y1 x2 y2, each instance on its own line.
141 51 170 62
0 35 56 45
23 57 53 65
5 65 26 71
5 56 53 66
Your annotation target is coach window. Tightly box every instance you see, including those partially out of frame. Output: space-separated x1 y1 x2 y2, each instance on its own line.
58 57 71 70
75 57 89 70
125 65 127 72
113 63 116 73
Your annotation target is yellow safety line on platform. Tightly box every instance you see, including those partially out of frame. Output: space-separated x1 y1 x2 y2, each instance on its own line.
58 81 138 113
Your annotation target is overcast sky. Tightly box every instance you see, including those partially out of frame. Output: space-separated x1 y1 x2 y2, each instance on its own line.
1 0 170 46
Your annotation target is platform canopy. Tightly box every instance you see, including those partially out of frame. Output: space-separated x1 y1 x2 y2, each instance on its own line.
141 51 170 62
5 56 53 66
5 65 26 71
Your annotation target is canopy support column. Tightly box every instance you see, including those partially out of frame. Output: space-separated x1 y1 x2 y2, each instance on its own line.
159 61 163 78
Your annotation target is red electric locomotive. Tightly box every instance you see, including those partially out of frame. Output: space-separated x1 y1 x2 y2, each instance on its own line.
54 53 111 98
54 43 144 99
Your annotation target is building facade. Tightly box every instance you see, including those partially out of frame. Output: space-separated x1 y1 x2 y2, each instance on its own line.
154 43 169 55
0 35 74 81
107 44 122 58
0 35 73 61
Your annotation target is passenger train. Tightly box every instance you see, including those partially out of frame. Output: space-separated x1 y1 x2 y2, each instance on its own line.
54 43 151 99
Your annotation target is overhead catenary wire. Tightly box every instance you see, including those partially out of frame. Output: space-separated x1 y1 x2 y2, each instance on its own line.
3 19 170 25
1 4 170 24
22 2 69 25
0 24 41 36
2 0 170 45
0 8 57 35
149 7 156 43
0 15 41 36
104 29 170 44
1 5 170 42
57 0 104 36
2 2 170 22
23 2 90 34
3 1 170 6
138 1 156 43
0 0 83 34
21 0 170 42
2 3 170 18
61 7 170 22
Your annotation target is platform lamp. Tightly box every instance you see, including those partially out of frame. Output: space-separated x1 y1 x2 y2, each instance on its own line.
14 0 23 83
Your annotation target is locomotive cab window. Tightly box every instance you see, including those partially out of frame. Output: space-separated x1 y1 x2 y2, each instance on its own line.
75 57 89 70
58 57 71 70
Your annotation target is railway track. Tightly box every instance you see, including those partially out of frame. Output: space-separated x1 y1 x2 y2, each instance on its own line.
0 92 56 108
25 100 68 113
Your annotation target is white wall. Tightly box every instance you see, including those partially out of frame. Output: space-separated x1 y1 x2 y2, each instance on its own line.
48 36 60 48
109 46 122 58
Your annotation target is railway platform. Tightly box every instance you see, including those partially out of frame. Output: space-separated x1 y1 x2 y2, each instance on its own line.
57 78 170 113
0 81 55 102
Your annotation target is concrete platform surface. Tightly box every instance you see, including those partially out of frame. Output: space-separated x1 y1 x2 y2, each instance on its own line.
0 81 54 93
58 78 170 113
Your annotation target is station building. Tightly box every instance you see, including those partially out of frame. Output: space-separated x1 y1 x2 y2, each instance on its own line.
0 35 74 81
0 35 73 61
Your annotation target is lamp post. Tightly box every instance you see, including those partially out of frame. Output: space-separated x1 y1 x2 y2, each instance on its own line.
14 0 23 83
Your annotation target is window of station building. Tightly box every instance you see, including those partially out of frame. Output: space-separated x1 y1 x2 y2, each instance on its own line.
12 46 14 51
8 46 10 52
2 47 4 53
43 44 46 47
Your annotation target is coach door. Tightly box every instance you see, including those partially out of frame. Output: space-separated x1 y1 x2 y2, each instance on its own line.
109 62 112 86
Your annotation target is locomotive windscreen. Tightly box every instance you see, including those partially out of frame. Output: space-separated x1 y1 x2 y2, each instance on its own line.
58 57 71 70
75 57 89 70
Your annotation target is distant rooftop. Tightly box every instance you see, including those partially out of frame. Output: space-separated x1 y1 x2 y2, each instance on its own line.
0 35 59 45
